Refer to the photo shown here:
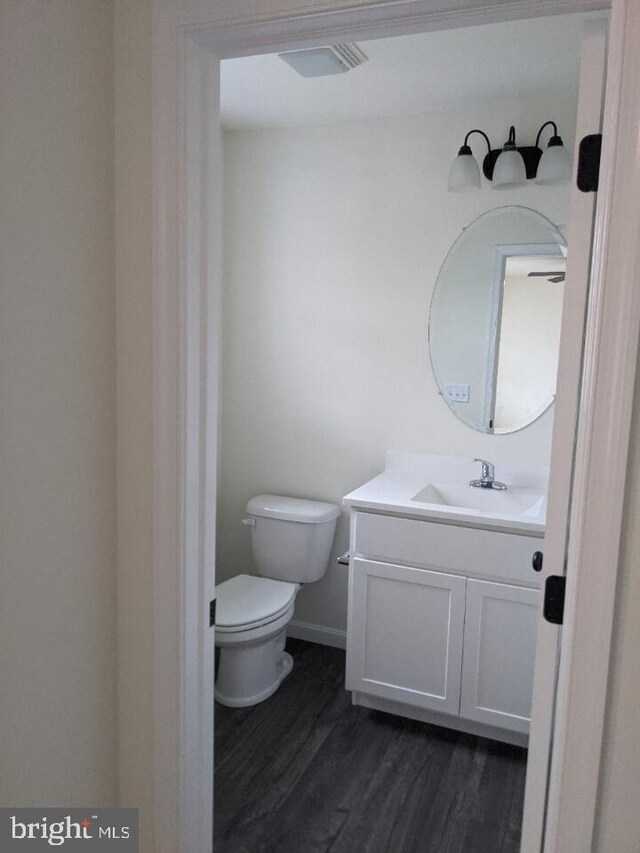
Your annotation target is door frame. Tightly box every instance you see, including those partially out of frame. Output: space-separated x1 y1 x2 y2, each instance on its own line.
484 238 566 433
149 1 640 851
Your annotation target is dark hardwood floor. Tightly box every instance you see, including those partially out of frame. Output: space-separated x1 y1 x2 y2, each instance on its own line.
215 639 527 853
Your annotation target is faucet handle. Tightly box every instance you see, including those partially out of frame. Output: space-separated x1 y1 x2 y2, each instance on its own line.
471 458 506 490
474 458 495 479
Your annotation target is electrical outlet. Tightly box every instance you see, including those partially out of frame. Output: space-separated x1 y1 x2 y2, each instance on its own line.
444 383 470 403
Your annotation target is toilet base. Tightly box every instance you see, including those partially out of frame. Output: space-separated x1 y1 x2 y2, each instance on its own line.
277 650 294 683
215 608 295 708
215 651 293 708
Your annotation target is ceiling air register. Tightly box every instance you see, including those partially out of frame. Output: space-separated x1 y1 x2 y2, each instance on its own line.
278 44 368 77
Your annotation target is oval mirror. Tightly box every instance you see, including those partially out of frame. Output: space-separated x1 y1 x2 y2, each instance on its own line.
429 206 566 434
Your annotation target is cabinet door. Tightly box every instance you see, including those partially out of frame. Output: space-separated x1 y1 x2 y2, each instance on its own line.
347 558 466 715
460 579 540 734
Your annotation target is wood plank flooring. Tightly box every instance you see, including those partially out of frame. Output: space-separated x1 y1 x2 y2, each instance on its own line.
215 639 526 853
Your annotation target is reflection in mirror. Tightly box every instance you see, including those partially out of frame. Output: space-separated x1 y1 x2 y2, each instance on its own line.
429 207 566 434
491 251 565 432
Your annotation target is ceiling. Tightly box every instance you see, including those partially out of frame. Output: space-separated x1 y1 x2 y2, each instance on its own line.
507 255 567 278
220 14 585 131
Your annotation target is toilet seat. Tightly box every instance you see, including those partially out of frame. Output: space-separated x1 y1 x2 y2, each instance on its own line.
215 574 297 634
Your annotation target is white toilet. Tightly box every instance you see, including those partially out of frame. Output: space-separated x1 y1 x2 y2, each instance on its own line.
214 494 339 707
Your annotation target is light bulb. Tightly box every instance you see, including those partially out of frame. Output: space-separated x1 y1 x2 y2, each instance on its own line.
492 148 526 190
536 138 571 186
448 145 481 193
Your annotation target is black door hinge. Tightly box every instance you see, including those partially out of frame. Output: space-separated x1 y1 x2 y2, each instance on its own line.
577 133 602 192
543 575 566 625
209 598 216 628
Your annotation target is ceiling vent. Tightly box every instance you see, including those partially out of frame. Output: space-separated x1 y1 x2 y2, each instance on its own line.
278 44 368 78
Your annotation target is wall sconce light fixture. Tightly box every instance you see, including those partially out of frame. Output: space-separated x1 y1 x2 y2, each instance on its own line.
448 122 571 192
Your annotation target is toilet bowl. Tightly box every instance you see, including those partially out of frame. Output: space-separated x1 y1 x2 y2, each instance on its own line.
215 574 298 707
214 494 339 707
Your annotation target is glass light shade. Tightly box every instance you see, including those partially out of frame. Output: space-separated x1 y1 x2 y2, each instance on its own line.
448 153 481 192
536 143 571 185
492 149 527 190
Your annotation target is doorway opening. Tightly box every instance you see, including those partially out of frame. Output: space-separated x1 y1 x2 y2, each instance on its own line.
210 12 603 852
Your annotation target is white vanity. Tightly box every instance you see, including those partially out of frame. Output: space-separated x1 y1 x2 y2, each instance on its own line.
343 452 547 746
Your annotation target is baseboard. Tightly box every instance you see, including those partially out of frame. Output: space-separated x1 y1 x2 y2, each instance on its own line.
287 619 347 650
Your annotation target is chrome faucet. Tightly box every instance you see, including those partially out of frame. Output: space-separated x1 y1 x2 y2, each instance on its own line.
470 458 507 490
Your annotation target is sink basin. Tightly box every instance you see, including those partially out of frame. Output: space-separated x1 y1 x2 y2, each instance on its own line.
411 483 546 519
343 453 548 533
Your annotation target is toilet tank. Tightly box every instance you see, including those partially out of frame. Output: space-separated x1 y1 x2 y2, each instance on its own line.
245 494 340 583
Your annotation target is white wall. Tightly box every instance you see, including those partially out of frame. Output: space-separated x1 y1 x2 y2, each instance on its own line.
0 0 116 805
219 96 575 633
114 1 155 849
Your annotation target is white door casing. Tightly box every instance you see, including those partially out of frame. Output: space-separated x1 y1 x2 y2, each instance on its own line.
521 19 608 852
539 3 640 849
148 2 640 852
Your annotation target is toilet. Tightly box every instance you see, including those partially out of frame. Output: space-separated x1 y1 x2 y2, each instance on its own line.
214 494 339 707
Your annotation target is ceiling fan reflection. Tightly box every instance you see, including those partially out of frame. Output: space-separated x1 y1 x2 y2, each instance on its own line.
527 271 566 284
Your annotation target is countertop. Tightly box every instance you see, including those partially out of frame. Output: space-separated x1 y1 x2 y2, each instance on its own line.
343 452 548 536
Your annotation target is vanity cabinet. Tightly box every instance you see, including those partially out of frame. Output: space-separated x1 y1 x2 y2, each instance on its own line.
346 509 542 744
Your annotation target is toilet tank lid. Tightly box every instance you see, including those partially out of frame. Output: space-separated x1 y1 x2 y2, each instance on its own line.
246 494 340 524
